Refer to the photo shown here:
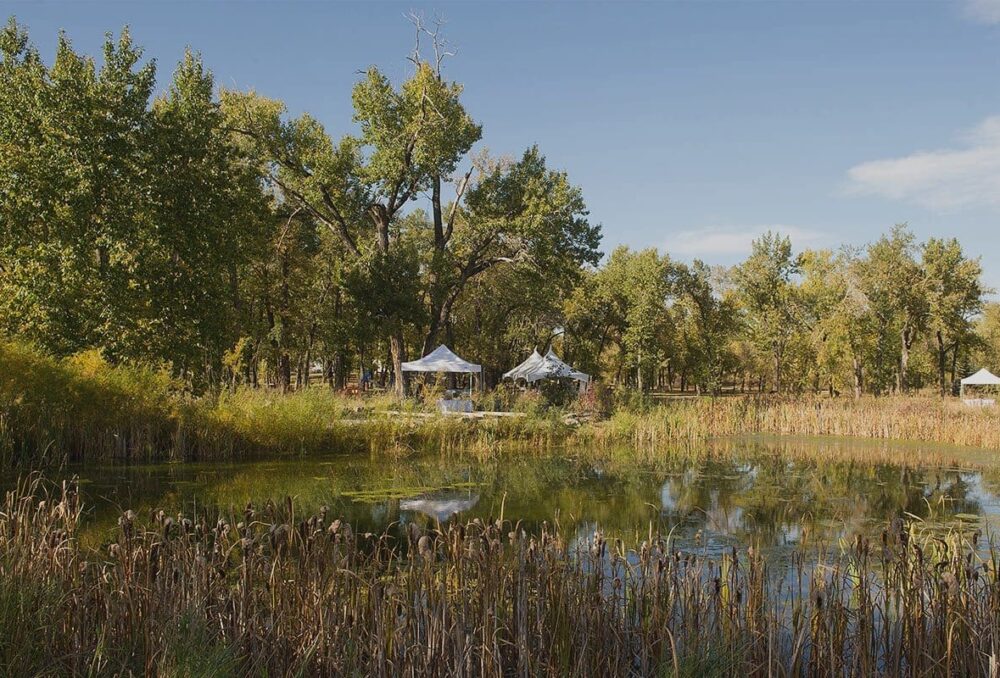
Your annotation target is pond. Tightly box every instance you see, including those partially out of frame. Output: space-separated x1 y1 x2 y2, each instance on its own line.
41 434 1000 558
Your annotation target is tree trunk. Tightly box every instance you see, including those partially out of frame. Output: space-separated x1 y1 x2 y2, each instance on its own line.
773 351 782 394
390 329 407 397
950 341 960 391
852 357 863 399
333 353 347 390
278 353 291 393
423 290 462 358
936 330 948 396
898 325 913 393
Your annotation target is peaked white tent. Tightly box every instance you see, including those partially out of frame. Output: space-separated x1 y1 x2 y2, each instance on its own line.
401 345 481 374
503 349 545 381
504 347 590 385
960 368 1000 405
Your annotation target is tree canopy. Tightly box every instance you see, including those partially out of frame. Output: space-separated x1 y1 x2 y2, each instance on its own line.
1 17 995 398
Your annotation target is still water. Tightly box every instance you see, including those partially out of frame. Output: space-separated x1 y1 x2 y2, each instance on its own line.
49 435 1000 557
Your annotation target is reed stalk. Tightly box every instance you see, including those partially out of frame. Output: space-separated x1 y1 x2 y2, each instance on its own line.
2 477 999 676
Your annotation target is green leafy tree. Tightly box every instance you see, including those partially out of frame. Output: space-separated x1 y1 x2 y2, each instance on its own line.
800 249 877 396
564 247 671 390
856 225 927 393
0 22 155 356
733 232 802 393
974 303 1000 374
922 237 984 394
222 52 597 393
670 260 738 394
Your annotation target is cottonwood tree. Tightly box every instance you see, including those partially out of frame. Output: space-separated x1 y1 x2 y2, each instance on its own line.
669 260 738 394
146 52 270 378
564 247 671 390
857 225 927 393
0 22 155 356
0 22 266 381
922 237 984 394
221 60 476 394
221 35 598 394
800 249 877 396
733 232 802 393
974 303 1000 372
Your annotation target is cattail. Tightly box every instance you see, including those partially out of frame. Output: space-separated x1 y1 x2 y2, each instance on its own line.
417 535 433 561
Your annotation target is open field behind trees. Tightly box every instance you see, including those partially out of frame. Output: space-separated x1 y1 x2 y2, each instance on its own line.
6 339 1000 467
2 19 1000 400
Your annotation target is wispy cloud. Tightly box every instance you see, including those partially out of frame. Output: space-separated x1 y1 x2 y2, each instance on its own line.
846 116 1000 210
669 225 828 259
963 0 1000 24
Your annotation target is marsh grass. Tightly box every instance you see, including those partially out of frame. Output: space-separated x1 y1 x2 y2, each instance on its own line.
6 340 1000 468
3 476 1000 676
587 395 1000 452
0 341 571 465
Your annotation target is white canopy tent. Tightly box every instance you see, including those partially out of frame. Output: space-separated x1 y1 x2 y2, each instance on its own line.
960 368 1000 405
401 345 482 411
401 344 482 375
503 347 590 386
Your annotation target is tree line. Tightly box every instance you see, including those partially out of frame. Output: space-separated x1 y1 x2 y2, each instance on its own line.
573 227 987 397
1 19 994 397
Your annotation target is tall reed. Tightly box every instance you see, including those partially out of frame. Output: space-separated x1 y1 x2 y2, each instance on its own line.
587 395 1000 451
2 477 999 676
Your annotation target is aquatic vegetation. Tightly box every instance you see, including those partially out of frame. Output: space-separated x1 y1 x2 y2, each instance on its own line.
3 476 1000 676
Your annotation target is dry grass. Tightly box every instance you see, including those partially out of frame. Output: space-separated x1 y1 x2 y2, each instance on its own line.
588 396 1000 452
3 476 1000 676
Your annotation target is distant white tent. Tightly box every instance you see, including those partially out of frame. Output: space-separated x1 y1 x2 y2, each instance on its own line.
960 368 1000 405
401 345 481 374
503 347 590 385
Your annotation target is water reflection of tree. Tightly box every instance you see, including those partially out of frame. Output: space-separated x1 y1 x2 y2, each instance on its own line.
657 456 984 546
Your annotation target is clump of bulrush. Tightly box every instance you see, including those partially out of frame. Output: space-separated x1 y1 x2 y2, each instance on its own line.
1 476 999 676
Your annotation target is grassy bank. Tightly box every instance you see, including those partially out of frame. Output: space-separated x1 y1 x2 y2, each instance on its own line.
2 476 998 676
0 341 568 465
5 340 1000 467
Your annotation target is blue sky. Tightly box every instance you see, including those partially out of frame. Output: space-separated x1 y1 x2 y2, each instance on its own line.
9 0 1000 287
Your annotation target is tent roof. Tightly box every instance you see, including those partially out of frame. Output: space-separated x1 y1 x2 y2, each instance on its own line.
400 344 481 373
504 347 589 383
503 349 544 381
961 368 1000 385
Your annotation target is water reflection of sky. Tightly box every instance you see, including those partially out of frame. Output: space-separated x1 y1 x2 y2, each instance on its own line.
20 434 1000 559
